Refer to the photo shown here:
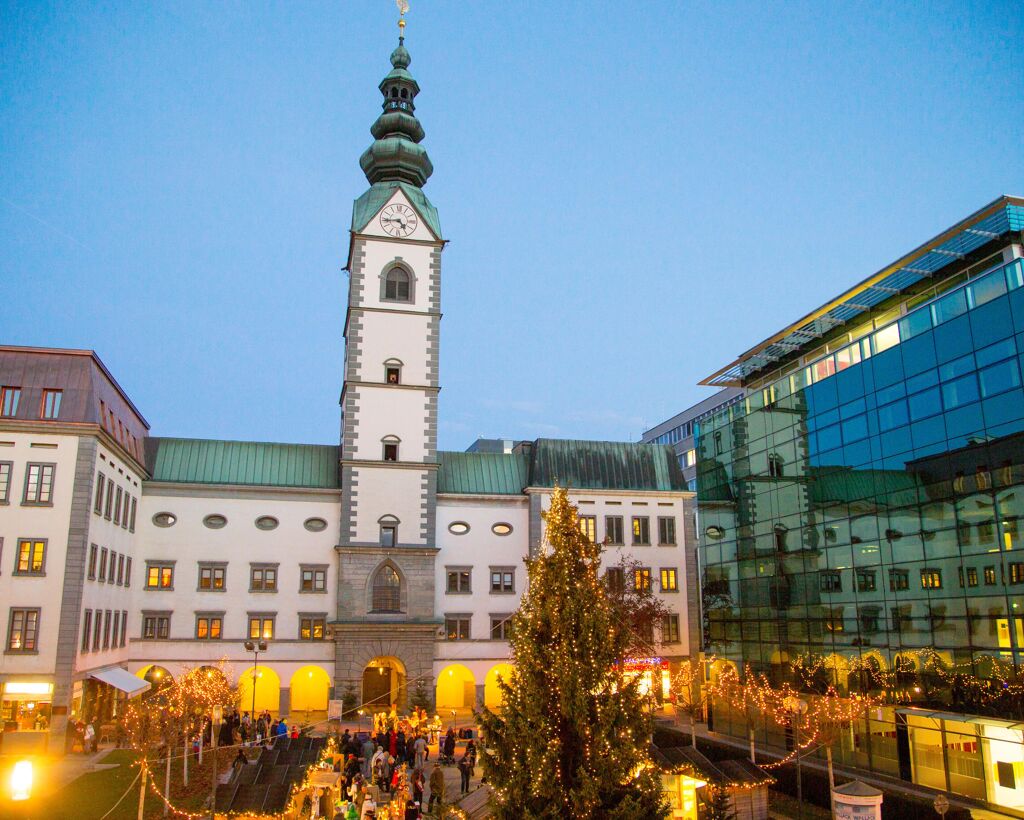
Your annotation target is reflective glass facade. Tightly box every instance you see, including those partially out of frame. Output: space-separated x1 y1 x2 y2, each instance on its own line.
698 253 1024 808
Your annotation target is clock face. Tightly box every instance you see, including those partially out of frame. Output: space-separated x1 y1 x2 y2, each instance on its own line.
379 203 418 237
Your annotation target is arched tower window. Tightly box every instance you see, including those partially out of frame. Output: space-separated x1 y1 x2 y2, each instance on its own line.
372 565 402 613
768 453 785 478
384 267 411 301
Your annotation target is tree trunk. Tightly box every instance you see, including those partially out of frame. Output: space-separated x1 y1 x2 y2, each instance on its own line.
690 712 697 748
164 751 172 817
184 737 189 786
748 725 756 763
137 762 147 820
826 745 836 817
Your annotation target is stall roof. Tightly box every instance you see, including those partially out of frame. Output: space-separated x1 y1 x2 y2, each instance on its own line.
90 667 150 698
650 745 774 787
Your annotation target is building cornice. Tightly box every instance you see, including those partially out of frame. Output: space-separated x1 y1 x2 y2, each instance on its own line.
143 481 342 500
342 380 440 394
335 544 440 557
436 493 530 504
523 486 693 499
0 420 148 476
339 459 439 471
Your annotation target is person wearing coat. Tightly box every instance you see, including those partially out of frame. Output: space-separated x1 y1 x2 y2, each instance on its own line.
442 728 456 763
457 754 472 795
413 734 427 770
427 762 445 814
361 736 376 777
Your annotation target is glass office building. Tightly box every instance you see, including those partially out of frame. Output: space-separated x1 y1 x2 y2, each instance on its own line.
696 196 1024 810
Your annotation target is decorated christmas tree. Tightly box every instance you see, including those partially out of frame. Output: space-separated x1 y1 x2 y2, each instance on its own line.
478 487 667 819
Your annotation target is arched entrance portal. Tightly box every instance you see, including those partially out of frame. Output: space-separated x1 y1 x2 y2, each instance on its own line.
484 664 514 709
136 665 174 692
436 664 475 710
290 666 331 713
362 657 406 713
238 665 281 716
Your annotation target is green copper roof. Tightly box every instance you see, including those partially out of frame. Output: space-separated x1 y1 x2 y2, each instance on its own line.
437 451 530 495
146 437 340 489
529 439 686 492
352 181 442 239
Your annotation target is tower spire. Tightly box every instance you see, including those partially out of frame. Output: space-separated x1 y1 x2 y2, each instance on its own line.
358 0 432 189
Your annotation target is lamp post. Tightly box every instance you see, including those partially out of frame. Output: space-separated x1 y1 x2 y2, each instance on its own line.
209 705 223 820
243 640 268 721
785 695 809 820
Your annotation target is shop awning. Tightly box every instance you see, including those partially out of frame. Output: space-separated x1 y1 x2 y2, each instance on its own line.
90 667 150 698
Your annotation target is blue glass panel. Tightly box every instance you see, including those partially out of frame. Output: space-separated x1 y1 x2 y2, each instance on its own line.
906 369 939 394
933 288 968 325
940 354 976 383
943 403 985 448
843 439 872 467
810 376 839 413
871 347 905 388
817 423 842 451
901 334 938 377
879 427 913 457
968 269 1008 308
900 308 934 341
835 368 866 405
878 400 909 432
942 373 980 409
840 398 867 420
979 359 1021 398
1010 287 1024 333
976 338 1017 368
908 387 942 421
933 313 973 364
970 298 1014 349
1007 259 1024 291
982 388 1024 429
911 416 946 448
842 414 869 443
876 382 907 406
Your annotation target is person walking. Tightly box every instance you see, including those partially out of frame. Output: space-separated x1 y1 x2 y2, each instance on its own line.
413 733 426 770
427 761 445 815
457 753 472 795
361 735 376 778
442 727 456 764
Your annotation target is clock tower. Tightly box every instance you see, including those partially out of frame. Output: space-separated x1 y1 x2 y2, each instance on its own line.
333 26 445 709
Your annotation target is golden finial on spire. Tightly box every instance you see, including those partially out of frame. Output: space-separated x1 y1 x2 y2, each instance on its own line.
396 0 409 40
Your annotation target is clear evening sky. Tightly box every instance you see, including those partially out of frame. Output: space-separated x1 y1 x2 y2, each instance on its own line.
2 2 1022 450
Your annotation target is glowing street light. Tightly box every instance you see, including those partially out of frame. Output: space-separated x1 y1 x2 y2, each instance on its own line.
11 759 33 801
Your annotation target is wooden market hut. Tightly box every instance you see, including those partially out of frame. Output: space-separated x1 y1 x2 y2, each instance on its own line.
651 744 774 820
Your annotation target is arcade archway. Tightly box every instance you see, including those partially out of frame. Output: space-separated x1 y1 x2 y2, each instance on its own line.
290 666 331 713
436 664 475 709
484 663 514 709
238 665 281 715
136 665 174 692
362 657 406 712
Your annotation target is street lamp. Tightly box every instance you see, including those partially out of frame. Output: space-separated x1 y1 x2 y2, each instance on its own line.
785 695 808 820
209 705 223 820
243 640 269 721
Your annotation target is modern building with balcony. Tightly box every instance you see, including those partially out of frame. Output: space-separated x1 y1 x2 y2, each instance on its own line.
694 195 1024 812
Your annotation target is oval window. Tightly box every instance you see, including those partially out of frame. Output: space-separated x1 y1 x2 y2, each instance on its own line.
203 514 227 529
255 516 279 531
492 522 513 536
448 521 470 535
705 525 725 540
304 517 328 532
153 512 177 528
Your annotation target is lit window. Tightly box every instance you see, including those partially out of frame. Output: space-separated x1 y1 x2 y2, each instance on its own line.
445 615 470 641
634 567 651 591
146 563 174 589
248 616 274 640
632 517 651 546
578 515 596 541
199 565 226 591
660 568 678 591
385 366 401 384
825 609 845 632
23 463 55 504
195 616 222 640
1010 563 1024 585
984 566 997 585
8 608 40 651
16 539 46 575
684 449 697 468
448 521 470 535
40 389 62 419
299 616 326 641
492 522 513 536
0 386 20 417
920 568 943 590
872 324 901 354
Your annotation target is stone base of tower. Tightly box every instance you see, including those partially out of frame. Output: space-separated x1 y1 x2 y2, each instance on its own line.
333 621 440 713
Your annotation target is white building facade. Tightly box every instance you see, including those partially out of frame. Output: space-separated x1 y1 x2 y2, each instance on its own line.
0 34 695 753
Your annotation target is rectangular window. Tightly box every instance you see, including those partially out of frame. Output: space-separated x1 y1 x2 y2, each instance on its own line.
634 567 651 591
299 616 326 640
490 567 515 593
125 557 132 587
23 463 55 504
102 610 111 649
117 554 124 585
143 614 170 640
490 615 512 640
87 544 98 580
380 525 397 547
921 568 943 589
889 568 909 591
820 570 842 592
578 515 596 541
684 449 697 468
658 517 677 545
985 565 997 585
966 566 978 587
660 567 678 591
129 497 137 532
199 565 226 590
94 472 105 514
0 461 10 503
99 548 108 582
0 386 20 417
248 616 274 640
859 608 880 634
107 551 117 585
300 566 327 593
113 487 122 525
92 612 102 650
1010 563 1024 585
661 614 680 643
16 539 46 575
632 516 651 546
8 608 40 651
826 609 845 633
120 610 127 647
250 566 278 592
446 568 471 594
856 569 876 592
196 616 223 640
445 615 470 641
605 516 624 545
40 389 62 419
383 443 399 462
121 493 129 529
104 478 114 519
111 611 120 647
606 567 625 594
81 610 92 652
145 563 174 589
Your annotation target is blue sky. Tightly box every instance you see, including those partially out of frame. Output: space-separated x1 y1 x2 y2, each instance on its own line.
2 1 1022 450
